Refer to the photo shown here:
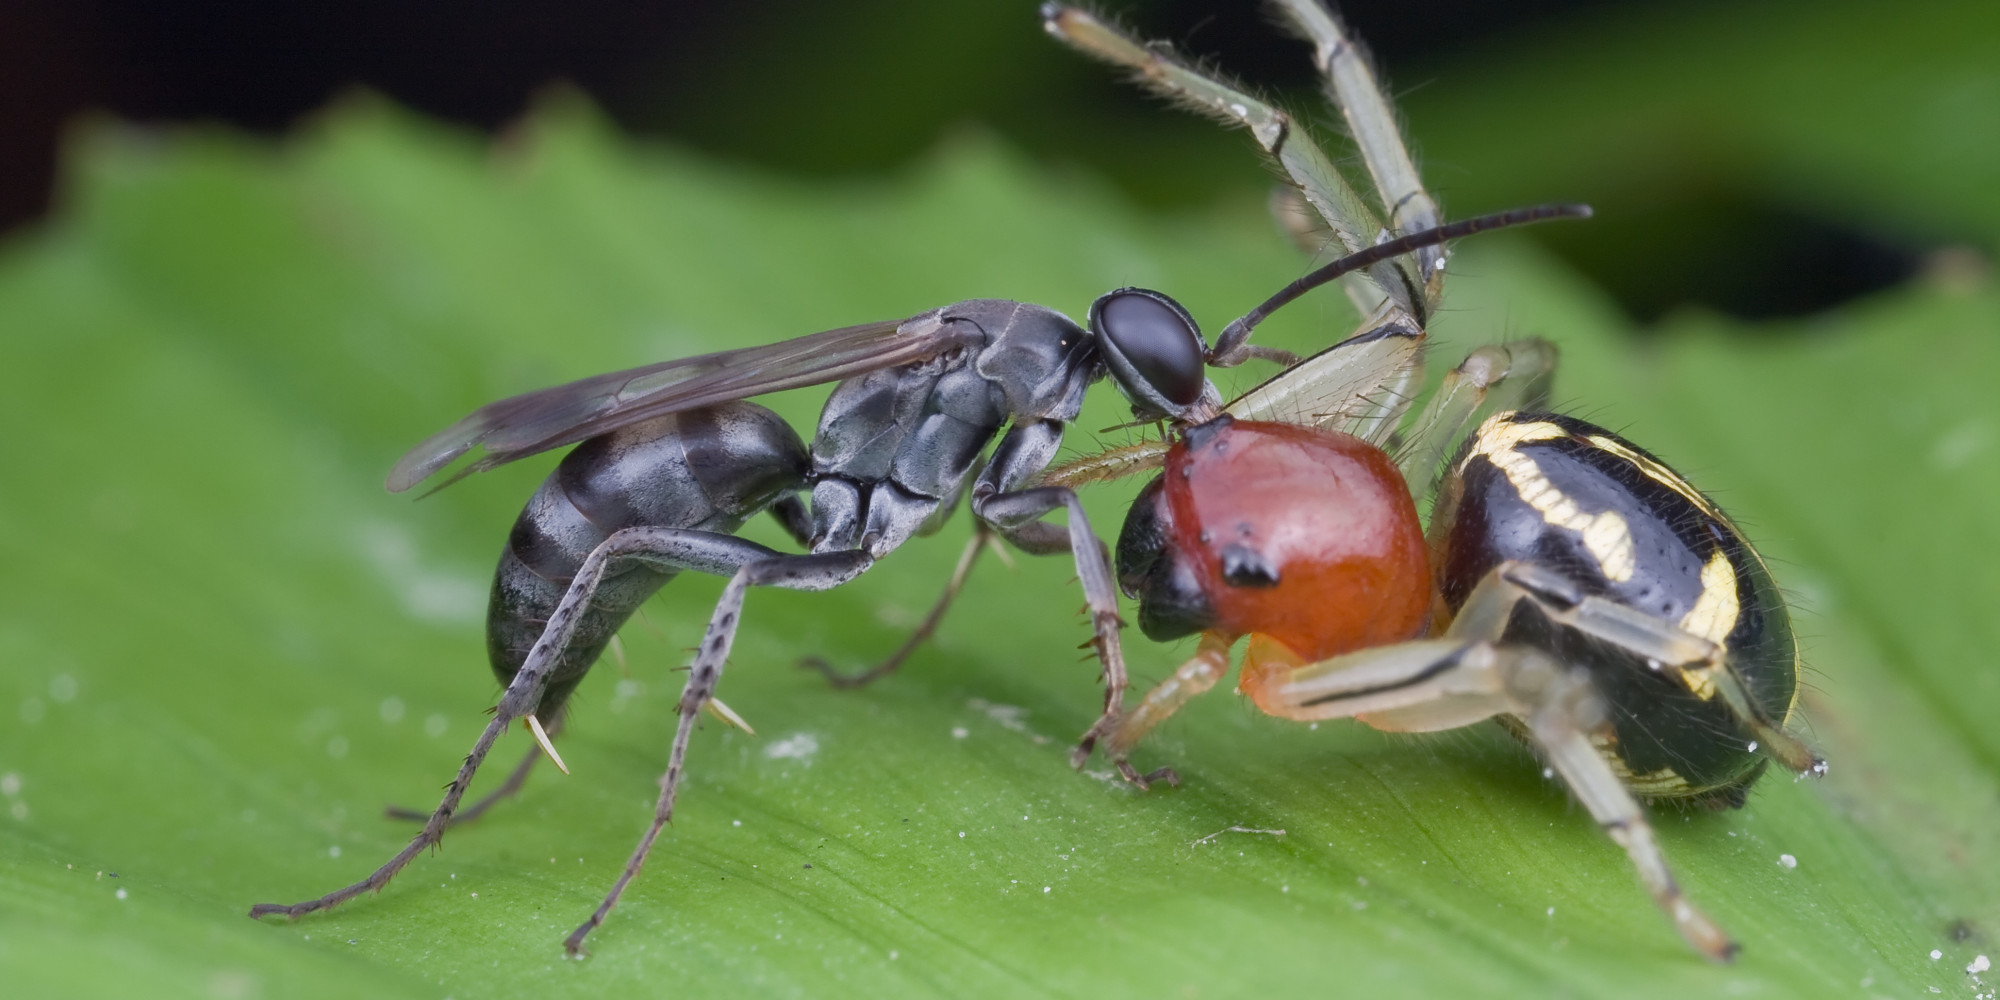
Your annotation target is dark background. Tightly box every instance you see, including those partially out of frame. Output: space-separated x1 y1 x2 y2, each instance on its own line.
0 0 1945 321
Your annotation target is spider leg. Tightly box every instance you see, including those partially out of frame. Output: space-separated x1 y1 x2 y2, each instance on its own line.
1237 637 1739 962
1461 562 1823 776
1269 0 1444 307
1226 317 1425 446
1394 340 1559 499
1096 632 1235 789
1040 4 1408 327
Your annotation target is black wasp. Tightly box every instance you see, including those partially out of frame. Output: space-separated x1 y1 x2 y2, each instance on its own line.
247 273 1275 950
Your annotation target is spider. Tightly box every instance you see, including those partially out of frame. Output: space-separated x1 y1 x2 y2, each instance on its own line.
1037 2 1826 961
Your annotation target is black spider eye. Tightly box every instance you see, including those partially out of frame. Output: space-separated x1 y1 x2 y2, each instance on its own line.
1091 289 1207 413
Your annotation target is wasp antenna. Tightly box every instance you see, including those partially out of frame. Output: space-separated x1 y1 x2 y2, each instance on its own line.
1213 203 1592 361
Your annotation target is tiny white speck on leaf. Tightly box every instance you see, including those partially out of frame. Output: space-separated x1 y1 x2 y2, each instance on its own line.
958 831 966 838
1969 954 1991 974
763 733 819 762
1932 949 1945 960
951 726 968 739
1043 886 1051 894
1778 853 1797 869
732 820 742 827
115 888 127 900
328 845 341 859
0 773 18 797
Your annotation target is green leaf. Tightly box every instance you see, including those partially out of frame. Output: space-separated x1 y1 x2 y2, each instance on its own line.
3 8 1996 997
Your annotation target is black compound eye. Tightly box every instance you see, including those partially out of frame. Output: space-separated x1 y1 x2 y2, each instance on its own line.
1091 289 1207 411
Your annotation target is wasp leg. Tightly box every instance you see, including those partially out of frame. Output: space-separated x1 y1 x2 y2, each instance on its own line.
970 417 1132 769
382 711 565 826
1456 561 1823 777
564 548 872 956
1267 0 1443 304
1040 4 1407 337
802 523 990 688
1098 632 1235 789
974 482 1129 767
249 528 868 928
769 493 815 548
1238 638 1739 962
1391 340 1559 495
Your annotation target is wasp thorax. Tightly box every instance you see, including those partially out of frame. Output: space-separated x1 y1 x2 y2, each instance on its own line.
1089 288 1209 419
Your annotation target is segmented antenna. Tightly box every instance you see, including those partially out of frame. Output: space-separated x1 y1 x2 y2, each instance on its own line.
1212 203 1592 361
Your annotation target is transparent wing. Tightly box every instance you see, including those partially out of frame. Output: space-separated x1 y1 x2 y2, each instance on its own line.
388 312 972 493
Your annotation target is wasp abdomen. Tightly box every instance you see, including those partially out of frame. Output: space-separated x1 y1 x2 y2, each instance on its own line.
487 404 809 717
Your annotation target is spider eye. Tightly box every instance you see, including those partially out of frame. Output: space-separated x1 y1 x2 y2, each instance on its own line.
1090 288 1208 416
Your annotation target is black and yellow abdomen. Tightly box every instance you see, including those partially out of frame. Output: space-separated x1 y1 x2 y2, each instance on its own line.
1430 411 1798 804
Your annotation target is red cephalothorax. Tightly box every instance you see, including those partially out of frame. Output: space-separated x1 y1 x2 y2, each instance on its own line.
1161 417 1431 661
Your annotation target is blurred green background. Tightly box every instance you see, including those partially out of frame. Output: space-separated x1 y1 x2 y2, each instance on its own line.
2 1 1997 997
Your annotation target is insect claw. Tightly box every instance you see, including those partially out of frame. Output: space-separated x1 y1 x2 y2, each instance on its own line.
703 697 756 735
525 715 570 775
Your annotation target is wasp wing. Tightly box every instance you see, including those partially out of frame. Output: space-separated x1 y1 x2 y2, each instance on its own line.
388 313 974 493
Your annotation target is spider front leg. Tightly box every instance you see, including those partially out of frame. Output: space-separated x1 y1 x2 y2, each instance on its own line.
1269 0 1444 302
1237 635 1740 962
1041 4 1408 329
